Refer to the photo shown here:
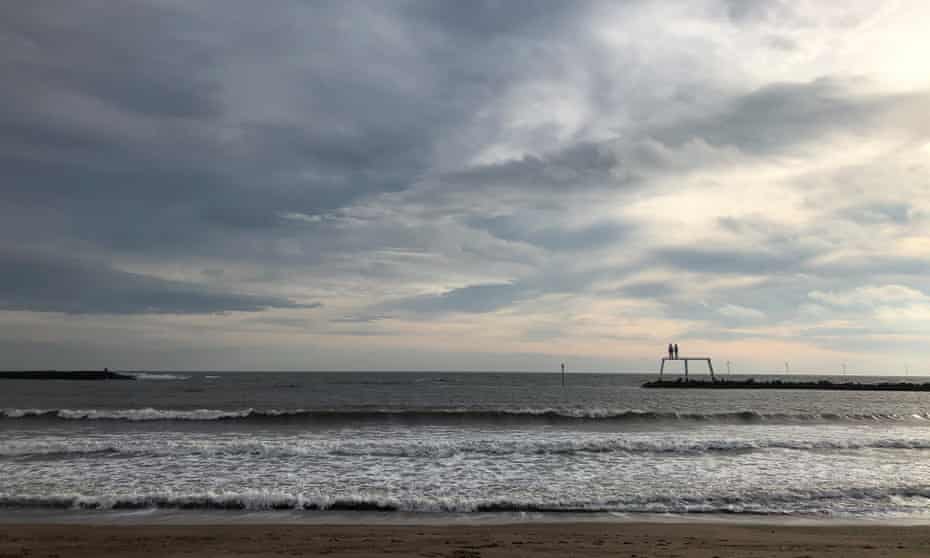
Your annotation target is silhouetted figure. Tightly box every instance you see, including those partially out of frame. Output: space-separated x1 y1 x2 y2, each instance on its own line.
668 344 673 359
673 344 679 359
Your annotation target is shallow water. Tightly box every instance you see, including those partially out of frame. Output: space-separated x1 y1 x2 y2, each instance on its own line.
3 372 930 519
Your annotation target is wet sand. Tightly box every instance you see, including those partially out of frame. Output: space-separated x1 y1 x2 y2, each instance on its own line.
3 522 930 557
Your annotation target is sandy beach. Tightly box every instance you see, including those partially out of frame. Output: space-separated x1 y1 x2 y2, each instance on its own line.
3 522 930 557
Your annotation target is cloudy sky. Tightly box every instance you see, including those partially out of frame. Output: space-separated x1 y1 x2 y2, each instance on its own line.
2 1 929 373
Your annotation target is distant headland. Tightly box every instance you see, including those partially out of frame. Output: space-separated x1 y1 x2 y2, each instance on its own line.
0 369 135 380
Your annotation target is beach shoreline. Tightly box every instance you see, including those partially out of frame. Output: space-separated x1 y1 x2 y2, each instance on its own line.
7 508 930 526
3 522 929 557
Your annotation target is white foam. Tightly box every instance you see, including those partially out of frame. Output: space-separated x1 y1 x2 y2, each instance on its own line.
130 373 190 381
8 435 930 459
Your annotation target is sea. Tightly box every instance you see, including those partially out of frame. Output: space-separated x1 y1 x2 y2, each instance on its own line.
4 371 930 522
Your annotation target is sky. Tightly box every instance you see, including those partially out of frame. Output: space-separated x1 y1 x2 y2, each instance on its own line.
2 1 929 373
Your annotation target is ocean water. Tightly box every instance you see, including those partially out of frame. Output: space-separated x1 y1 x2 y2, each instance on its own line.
4 371 930 520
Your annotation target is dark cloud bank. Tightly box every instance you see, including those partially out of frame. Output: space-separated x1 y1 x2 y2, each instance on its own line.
0 251 315 315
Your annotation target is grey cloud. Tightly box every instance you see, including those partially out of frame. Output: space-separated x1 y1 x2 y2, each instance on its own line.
679 328 768 342
521 324 566 342
439 135 714 195
442 144 623 193
656 247 807 275
713 214 930 280
0 251 316 315
469 215 628 252
3 0 929 369
331 314 393 324
800 326 887 337
764 35 798 51
652 78 929 156
2 2 221 120
656 208 930 332
248 316 319 330
5 0 917 284
0 1 486 265
804 334 930 356
3 0 633 294
394 283 530 315
839 203 915 225
437 78 926 206
406 0 576 37
722 0 796 23
655 214 836 280
329 328 401 337
617 281 676 300
658 272 824 328
524 266 624 295
383 262 638 317
814 256 930 277
666 271 930 334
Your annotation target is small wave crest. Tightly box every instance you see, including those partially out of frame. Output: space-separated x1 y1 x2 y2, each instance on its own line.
1 408 251 421
7 437 930 460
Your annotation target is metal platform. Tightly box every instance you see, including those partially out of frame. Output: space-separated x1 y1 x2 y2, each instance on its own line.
659 357 715 381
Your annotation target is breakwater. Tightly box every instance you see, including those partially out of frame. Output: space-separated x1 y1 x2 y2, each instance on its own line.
0 370 135 380
643 379 930 391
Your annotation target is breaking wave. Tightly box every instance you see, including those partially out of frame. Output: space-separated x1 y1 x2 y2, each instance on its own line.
4 407 930 424
3 486 930 514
